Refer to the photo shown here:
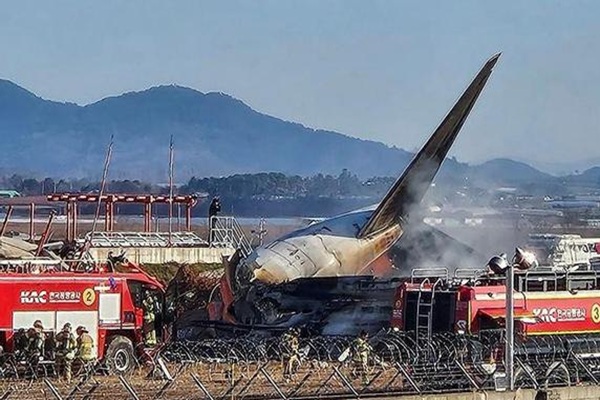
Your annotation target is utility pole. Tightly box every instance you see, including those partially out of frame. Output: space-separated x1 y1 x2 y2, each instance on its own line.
505 262 514 391
168 135 174 245
90 135 114 240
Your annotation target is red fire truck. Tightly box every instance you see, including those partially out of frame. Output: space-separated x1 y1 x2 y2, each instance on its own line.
390 266 600 339
0 259 165 374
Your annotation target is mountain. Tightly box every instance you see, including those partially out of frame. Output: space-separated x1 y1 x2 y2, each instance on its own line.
528 158 600 176
563 167 600 185
0 79 547 185
469 158 553 186
0 80 432 180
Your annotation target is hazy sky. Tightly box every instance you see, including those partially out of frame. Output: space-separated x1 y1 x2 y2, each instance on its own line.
1 1 599 171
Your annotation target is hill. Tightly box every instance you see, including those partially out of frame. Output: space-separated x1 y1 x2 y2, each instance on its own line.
0 79 553 186
562 166 600 186
468 158 553 186
0 80 427 180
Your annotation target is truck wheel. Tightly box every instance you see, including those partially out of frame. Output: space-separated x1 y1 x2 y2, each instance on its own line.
105 335 136 375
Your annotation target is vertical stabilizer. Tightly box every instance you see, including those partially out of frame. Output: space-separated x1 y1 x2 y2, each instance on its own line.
358 53 500 238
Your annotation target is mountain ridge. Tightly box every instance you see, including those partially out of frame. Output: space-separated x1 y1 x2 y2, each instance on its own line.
0 79 554 184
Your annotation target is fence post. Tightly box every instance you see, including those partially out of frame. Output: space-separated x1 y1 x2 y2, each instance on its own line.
118 375 141 400
43 378 64 400
259 366 288 400
394 362 421 393
234 364 262 398
153 380 175 400
332 366 359 398
81 380 100 400
191 373 216 400
287 370 313 398
66 372 96 399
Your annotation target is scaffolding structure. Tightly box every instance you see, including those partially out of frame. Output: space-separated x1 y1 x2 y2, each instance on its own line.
85 231 208 248
46 193 201 242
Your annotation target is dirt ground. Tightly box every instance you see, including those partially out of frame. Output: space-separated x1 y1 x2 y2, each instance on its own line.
0 361 411 400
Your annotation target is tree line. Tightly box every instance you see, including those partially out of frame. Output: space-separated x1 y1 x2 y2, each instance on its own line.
1 170 395 200
0 172 397 217
181 170 395 200
0 171 490 217
0 175 160 196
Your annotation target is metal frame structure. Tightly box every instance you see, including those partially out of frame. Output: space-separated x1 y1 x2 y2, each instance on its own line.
46 193 201 241
209 216 252 256
85 231 208 248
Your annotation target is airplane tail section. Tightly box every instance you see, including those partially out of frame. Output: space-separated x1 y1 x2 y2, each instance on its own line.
358 53 500 239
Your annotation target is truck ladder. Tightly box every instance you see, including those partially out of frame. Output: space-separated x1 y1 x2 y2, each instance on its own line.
415 277 443 349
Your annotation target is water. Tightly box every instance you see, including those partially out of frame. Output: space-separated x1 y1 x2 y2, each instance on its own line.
0 212 306 226
114 215 305 227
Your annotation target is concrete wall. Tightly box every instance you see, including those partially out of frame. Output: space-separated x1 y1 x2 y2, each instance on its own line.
89 246 235 264
382 386 600 400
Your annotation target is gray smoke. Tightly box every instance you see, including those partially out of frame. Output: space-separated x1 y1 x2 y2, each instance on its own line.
390 221 487 276
385 157 491 275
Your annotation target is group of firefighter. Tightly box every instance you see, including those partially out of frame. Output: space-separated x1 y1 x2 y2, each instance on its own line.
281 328 374 385
15 320 96 383
15 294 377 384
12 290 158 382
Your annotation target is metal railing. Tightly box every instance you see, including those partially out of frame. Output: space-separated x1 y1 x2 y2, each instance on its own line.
0 259 69 274
453 268 485 280
410 267 449 283
84 231 208 248
209 216 252 257
0 257 112 274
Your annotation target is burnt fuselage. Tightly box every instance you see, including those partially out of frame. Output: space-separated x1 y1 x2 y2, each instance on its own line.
233 275 402 335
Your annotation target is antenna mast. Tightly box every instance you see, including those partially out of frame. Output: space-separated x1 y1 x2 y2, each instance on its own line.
90 135 113 240
168 135 174 245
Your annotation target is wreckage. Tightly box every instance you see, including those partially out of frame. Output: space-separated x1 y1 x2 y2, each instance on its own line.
206 54 501 336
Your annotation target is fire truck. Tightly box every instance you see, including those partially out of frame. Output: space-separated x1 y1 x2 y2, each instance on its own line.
526 233 600 270
390 253 600 345
0 259 165 374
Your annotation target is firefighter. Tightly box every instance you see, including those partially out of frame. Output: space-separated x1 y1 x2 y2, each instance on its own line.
23 320 45 376
75 326 95 366
107 250 127 272
55 323 77 383
281 327 300 380
142 290 157 346
350 330 372 385
14 328 28 360
27 320 45 361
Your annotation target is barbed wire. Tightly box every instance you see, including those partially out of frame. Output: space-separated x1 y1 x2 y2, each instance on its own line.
1 331 600 399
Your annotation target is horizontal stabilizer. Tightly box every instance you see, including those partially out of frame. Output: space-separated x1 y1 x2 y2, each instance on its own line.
358 53 500 238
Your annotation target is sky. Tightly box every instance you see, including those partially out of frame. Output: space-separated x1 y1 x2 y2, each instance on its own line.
1 1 599 173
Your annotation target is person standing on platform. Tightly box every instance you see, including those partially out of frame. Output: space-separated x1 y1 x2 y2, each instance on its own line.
208 196 221 245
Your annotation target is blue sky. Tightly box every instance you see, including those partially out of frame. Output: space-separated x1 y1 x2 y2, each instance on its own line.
1 1 599 172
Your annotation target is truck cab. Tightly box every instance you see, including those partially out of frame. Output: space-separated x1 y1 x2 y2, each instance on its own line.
0 259 165 374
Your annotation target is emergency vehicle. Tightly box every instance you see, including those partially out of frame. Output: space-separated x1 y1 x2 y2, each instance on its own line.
526 234 600 269
390 257 600 344
0 259 165 374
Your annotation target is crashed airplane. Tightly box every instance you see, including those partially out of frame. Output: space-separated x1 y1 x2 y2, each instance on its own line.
209 54 501 336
